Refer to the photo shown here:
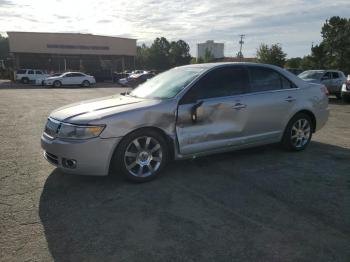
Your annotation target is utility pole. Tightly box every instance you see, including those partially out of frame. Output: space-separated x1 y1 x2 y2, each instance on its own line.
237 34 245 61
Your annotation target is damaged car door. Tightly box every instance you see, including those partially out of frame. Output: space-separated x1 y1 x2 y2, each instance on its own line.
176 66 250 155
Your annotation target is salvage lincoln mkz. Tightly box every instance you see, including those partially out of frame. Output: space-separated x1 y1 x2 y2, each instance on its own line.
41 63 329 182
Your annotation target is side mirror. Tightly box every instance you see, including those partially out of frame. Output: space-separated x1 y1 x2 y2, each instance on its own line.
191 101 203 123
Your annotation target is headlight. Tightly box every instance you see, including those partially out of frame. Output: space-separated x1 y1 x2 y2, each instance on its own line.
57 123 105 139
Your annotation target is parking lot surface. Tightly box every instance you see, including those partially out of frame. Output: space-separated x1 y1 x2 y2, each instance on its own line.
0 84 349 261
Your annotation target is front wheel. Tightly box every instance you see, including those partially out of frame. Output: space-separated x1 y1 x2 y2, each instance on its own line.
82 80 90 87
115 129 169 182
53 80 62 88
282 113 312 151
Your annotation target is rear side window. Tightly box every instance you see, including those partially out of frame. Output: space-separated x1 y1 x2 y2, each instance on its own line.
184 66 249 101
332 72 339 79
72 73 84 77
248 67 295 92
17 69 27 74
28 70 34 74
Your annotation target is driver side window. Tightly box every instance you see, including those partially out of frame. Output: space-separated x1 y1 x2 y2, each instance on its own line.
181 67 249 103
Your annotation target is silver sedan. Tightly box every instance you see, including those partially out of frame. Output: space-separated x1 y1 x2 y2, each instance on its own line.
41 63 329 182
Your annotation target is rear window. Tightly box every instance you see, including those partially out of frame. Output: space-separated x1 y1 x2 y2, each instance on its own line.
17 70 27 74
248 67 295 92
332 72 339 79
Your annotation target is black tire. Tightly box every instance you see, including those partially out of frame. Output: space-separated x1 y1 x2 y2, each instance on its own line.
282 113 313 151
114 129 169 182
53 80 62 88
82 80 90 87
342 95 350 103
21 77 29 84
335 93 342 100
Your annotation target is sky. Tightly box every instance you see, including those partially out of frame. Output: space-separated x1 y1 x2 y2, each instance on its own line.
0 0 349 58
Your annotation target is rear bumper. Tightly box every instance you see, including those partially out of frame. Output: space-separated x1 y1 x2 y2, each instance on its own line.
41 134 122 176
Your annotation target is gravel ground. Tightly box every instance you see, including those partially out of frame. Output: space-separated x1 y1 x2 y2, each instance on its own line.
0 84 349 262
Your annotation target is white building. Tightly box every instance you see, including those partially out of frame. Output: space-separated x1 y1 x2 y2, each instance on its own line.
197 40 224 59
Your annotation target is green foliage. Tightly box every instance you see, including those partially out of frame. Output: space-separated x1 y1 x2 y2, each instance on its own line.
287 16 350 73
203 48 215 63
256 43 286 67
285 57 303 69
320 16 350 73
0 35 9 59
136 37 192 70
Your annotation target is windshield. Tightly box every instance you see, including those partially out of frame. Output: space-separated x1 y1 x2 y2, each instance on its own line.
298 71 324 80
129 66 205 99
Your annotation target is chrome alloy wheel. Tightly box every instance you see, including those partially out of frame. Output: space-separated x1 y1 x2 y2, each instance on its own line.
124 136 163 177
291 119 311 148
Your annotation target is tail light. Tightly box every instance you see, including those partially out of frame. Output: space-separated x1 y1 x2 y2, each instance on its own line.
321 85 329 96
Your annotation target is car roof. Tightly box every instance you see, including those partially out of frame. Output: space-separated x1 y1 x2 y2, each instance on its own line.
179 62 306 86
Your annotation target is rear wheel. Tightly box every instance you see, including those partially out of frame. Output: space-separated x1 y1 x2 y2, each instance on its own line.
21 77 29 84
82 80 90 87
115 129 169 182
282 113 312 151
53 80 62 88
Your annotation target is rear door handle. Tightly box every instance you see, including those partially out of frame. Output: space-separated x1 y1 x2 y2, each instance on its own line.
285 96 296 102
232 103 247 110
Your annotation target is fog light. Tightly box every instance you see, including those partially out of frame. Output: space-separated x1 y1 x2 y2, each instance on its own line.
62 158 77 169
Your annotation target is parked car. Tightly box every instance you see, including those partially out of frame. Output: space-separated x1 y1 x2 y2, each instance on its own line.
43 72 96 87
298 70 346 99
341 75 350 103
118 72 155 87
15 69 50 84
41 63 329 182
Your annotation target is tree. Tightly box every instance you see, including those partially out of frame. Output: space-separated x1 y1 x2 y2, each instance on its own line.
169 40 192 66
136 37 193 70
0 35 9 59
256 43 287 67
320 16 350 73
148 37 171 70
285 57 302 69
135 44 150 69
203 48 215 63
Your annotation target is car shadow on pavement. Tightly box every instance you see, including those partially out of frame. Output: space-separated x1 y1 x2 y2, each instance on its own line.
39 141 350 261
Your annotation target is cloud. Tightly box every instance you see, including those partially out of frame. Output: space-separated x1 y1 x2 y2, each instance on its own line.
0 0 13 6
0 0 350 57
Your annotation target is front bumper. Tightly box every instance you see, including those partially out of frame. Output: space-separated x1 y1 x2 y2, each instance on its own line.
41 134 122 176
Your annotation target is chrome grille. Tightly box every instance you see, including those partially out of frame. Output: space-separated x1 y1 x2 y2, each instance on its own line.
44 118 60 138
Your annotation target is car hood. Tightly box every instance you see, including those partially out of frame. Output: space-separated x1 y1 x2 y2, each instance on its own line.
50 95 161 124
301 78 320 84
45 76 62 81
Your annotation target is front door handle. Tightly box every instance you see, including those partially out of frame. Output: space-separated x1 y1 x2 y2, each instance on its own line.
285 96 296 102
232 103 247 110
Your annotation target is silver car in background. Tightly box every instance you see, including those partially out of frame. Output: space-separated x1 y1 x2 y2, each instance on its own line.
43 72 96 88
298 70 346 99
41 63 329 182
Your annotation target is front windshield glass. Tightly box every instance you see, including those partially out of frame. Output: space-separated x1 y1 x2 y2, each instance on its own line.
298 71 324 80
129 66 205 99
